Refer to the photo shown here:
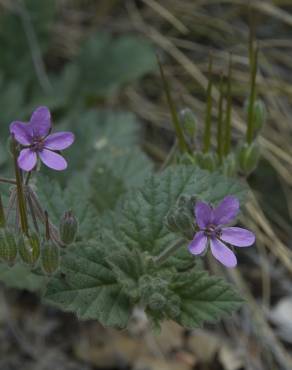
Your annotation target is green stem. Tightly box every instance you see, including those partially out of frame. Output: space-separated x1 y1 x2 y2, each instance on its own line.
157 56 189 153
0 195 5 228
224 54 232 156
203 54 213 153
154 238 185 265
44 211 50 241
25 171 32 185
11 137 29 235
217 73 224 163
0 177 17 185
246 47 258 144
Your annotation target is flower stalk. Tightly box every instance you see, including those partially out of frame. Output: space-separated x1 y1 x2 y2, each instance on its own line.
224 54 232 156
11 136 29 235
217 73 224 163
203 54 213 153
154 238 185 265
0 177 17 185
157 56 189 153
246 46 258 144
0 195 5 228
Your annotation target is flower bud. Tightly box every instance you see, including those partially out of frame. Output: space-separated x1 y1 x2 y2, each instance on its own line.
59 211 78 245
165 294 181 319
253 99 267 135
179 108 197 137
18 233 40 266
0 230 17 266
195 152 218 171
165 208 194 239
237 142 260 176
41 242 59 275
244 98 266 137
165 195 196 239
222 154 237 177
148 293 166 311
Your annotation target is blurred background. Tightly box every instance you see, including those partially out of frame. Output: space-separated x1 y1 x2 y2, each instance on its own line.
0 0 292 369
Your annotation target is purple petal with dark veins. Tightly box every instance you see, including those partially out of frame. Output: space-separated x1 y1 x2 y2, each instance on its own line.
195 201 212 229
210 237 237 268
30 106 51 138
17 149 37 171
44 132 75 150
10 121 32 145
213 195 239 226
39 149 67 171
220 227 255 247
188 231 208 255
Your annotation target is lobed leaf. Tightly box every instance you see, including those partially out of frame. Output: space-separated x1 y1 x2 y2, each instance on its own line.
44 243 131 328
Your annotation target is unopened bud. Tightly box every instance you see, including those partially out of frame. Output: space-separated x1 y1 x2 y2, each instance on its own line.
237 142 260 176
18 233 40 266
59 210 78 245
177 194 197 214
166 207 194 239
41 243 59 275
179 108 197 137
165 294 181 319
244 98 267 138
165 195 196 239
253 99 266 134
0 230 17 266
222 154 237 177
196 152 218 172
148 293 166 311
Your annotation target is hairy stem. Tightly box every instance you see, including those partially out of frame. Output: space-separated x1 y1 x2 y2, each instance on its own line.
0 177 17 185
11 138 29 235
0 195 5 228
154 238 186 265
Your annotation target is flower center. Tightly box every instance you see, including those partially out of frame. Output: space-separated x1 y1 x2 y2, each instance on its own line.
31 137 45 152
204 224 222 238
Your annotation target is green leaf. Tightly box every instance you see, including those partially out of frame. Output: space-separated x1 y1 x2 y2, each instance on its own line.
170 269 243 328
36 175 98 239
0 0 56 84
39 165 246 329
55 110 140 178
0 263 45 291
74 32 156 96
89 147 153 213
105 165 247 259
44 243 131 328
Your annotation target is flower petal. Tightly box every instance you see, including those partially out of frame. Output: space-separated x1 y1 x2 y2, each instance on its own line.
10 121 32 145
17 149 37 171
195 201 212 229
213 195 239 226
188 231 208 255
210 237 237 268
39 149 67 171
30 106 51 138
220 227 255 247
44 132 75 150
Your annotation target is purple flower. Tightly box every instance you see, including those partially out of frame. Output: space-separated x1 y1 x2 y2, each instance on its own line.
188 195 255 268
10 106 74 172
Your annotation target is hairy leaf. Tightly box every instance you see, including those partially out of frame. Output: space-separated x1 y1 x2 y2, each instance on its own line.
44 243 131 328
0 263 45 291
170 269 243 328
106 165 247 258
75 32 156 96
